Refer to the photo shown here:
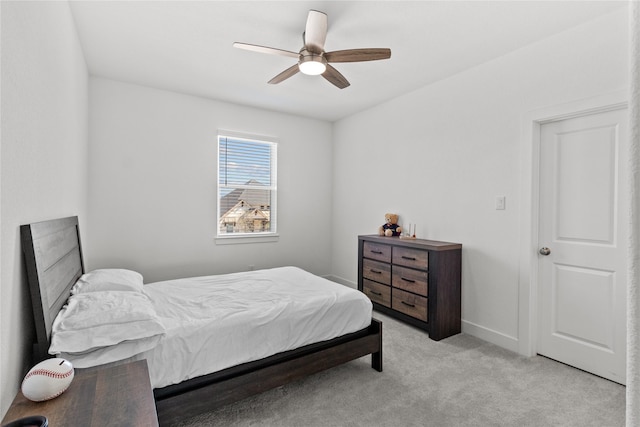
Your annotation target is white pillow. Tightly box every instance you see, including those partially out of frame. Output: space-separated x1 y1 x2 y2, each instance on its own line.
49 291 165 359
54 338 159 368
71 269 144 294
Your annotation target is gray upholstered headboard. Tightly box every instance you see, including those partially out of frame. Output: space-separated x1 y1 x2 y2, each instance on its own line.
21 216 84 362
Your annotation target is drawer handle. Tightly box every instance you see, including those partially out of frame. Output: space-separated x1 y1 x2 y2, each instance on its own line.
370 291 382 296
369 269 382 274
401 277 416 283
401 301 415 308
371 250 383 254
401 256 417 261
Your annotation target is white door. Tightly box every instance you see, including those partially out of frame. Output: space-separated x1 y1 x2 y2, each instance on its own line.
537 108 628 385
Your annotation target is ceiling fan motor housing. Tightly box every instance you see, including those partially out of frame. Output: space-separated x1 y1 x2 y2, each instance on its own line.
298 48 327 75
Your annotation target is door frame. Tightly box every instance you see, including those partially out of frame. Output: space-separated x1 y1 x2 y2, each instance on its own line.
517 90 628 357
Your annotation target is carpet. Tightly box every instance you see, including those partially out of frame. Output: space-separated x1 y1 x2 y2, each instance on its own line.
176 313 625 426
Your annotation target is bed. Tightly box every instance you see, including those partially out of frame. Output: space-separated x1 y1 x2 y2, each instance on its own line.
21 216 382 425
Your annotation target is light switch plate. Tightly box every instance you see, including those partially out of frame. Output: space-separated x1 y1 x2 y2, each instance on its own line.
495 196 506 210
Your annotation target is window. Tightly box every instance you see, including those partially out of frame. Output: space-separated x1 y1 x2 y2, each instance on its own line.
217 132 277 240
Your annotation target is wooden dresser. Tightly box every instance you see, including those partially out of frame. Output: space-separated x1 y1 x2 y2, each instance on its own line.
358 235 462 341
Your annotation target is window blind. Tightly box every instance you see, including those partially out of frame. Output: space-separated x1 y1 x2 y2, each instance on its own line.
217 134 277 237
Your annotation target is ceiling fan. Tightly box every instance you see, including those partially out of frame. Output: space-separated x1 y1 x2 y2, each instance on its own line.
233 10 391 89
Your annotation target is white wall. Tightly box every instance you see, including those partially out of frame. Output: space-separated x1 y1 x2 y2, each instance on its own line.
0 2 629 420
87 78 333 283
0 1 88 417
331 8 628 350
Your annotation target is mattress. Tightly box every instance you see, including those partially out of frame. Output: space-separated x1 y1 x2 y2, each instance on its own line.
136 266 372 388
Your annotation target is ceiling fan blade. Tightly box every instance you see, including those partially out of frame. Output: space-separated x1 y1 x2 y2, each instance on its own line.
304 10 327 53
325 48 391 63
322 65 350 89
233 42 299 59
268 64 300 84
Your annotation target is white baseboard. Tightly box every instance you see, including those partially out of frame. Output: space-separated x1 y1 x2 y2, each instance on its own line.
324 275 357 289
462 319 520 353
325 275 521 354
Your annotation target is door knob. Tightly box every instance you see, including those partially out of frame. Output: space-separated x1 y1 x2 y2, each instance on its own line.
539 247 551 256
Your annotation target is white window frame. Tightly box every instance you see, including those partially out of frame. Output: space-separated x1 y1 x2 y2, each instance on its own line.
216 130 278 244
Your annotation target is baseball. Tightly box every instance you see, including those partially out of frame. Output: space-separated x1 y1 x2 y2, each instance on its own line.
21 358 74 402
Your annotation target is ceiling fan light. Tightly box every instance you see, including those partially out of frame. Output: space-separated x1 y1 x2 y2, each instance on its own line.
299 61 326 75
298 55 327 75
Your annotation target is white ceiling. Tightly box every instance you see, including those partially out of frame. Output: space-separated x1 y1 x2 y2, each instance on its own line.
68 1 626 122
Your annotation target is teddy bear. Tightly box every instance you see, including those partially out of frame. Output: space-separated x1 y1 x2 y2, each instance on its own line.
378 213 402 237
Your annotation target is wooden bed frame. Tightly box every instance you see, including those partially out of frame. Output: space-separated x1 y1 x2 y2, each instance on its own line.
21 216 383 425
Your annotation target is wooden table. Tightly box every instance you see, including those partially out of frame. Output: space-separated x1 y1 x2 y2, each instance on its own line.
2 360 158 426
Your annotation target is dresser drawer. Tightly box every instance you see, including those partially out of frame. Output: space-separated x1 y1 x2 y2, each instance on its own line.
363 241 391 263
363 279 391 307
392 266 428 296
393 247 428 270
362 259 391 285
392 288 428 322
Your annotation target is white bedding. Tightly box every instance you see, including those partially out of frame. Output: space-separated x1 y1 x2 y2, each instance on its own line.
50 291 165 358
133 266 372 389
